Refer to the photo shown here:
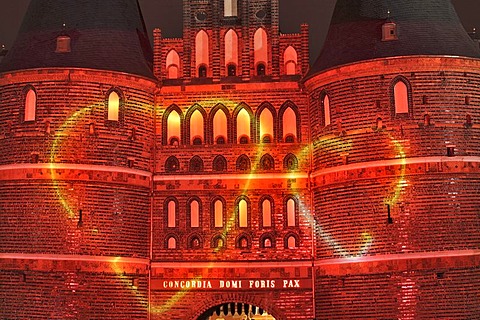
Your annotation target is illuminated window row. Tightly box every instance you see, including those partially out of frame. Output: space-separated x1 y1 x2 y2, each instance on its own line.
319 77 413 126
163 102 300 145
165 232 300 250
166 29 298 79
20 85 124 123
164 153 298 173
164 195 299 229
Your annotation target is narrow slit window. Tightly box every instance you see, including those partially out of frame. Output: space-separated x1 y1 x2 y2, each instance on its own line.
262 199 272 227
238 199 248 228
323 95 331 126
214 200 223 228
287 198 296 227
167 200 176 228
190 200 200 228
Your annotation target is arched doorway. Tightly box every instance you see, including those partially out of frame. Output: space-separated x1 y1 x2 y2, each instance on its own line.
198 302 276 320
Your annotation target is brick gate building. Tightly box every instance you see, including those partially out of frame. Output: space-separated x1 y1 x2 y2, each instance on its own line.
0 0 479 319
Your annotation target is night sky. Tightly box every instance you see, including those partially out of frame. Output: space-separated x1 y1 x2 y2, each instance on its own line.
0 0 479 63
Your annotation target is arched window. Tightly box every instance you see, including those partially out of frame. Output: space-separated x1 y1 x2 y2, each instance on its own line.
108 91 120 121
238 198 248 228
213 109 228 144
189 200 200 228
394 80 410 115
165 156 180 172
284 46 297 75
166 199 177 228
259 108 274 143
282 106 297 142
254 28 268 75
284 154 298 171
262 199 272 228
237 234 249 249
167 236 177 249
236 155 251 172
322 94 331 126
213 155 227 172
287 198 296 227
196 30 209 77
167 110 181 145
189 156 204 172
224 0 238 16
225 29 238 75
189 236 201 249
166 49 180 79
260 234 274 248
212 235 226 249
286 234 298 249
260 154 274 170
190 109 204 144
214 199 224 228
24 88 36 122
236 108 251 143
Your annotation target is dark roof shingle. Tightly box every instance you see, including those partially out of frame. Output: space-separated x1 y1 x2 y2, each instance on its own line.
0 0 154 79
306 0 480 79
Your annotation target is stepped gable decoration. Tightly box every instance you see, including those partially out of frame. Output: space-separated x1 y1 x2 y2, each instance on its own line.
0 0 154 79
306 0 480 78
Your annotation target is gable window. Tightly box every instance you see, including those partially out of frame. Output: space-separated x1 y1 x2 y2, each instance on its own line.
189 156 204 172
24 88 37 122
225 30 238 76
282 106 297 142
213 109 228 144
284 46 298 75
254 28 268 75
166 49 180 79
190 109 204 145
167 110 181 145
213 155 227 172
286 234 298 249
196 31 209 77
259 108 274 143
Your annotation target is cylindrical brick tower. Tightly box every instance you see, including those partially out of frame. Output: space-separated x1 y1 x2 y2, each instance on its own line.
0 1 157 318
304 0 480 318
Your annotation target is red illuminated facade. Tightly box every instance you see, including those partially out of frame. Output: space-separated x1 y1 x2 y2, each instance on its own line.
0 0 479 319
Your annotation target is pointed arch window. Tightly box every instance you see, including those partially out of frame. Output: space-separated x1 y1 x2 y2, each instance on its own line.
214 199 224 228
238 199 248 228
284 46 298 75
254 28 268 75
262 199 272 228
322 94 331 126
166 49 180 79
166 199 177 228
236 155 251 172
282 106 297 142
260 154 275 171
237 108 251 143
259 108 274 143
196 30 209 77
24 88 37 122
190 109 204 144
108 91 120 121
287 198 297 227
165 156 180 172
284 154 298 171
213 110 228 144
189 200 200 228
167 110 181 145
225 29 238 76
189 156 204 172
213 155 227 172
224 0 238 17
393 80 410 115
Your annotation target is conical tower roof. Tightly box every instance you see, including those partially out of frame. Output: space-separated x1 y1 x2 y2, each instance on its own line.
306 0 480 79
0 0 154 79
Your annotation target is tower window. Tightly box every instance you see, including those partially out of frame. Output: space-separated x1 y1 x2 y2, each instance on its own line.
107 91 120 122
322 94 331 126
393 80 410 115
24 88 37 122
